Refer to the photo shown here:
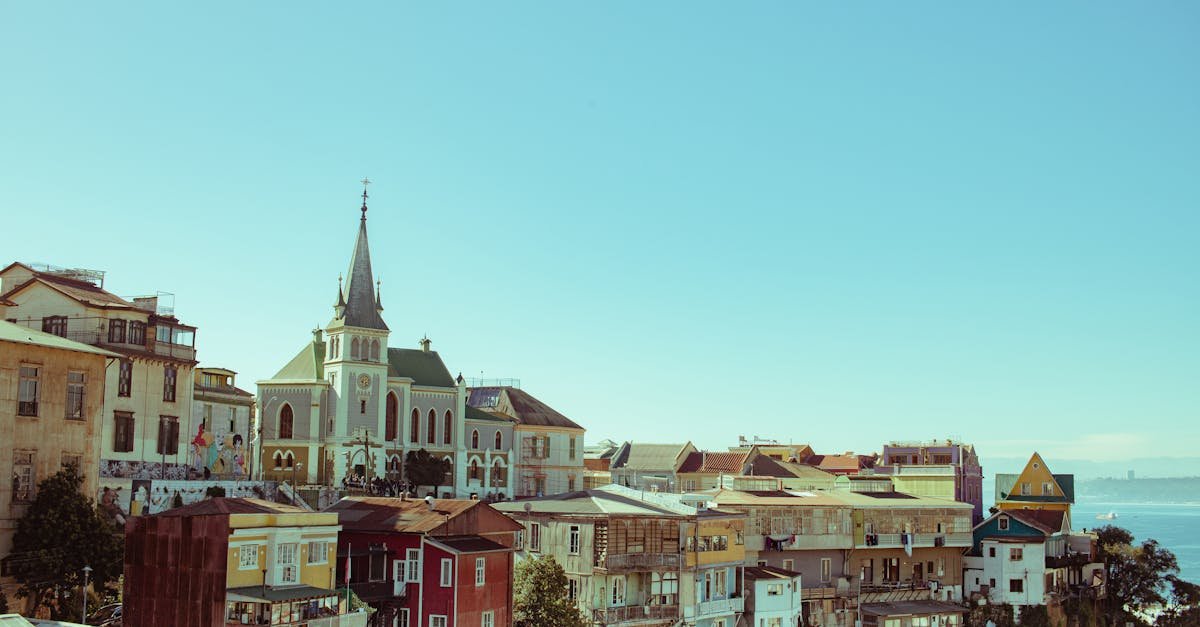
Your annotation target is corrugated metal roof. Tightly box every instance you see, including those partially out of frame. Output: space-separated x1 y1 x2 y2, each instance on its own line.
0 320 121 358
324 497 521 534
611 442 691 471
677 451 748 474
150 497 313 517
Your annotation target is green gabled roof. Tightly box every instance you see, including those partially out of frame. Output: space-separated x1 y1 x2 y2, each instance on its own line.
271 340 326 381
465 405 514 424
387 348 455 387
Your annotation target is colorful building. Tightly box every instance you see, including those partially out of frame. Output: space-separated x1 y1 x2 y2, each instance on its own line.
466 386 586 497
325 496 522 627
742 566 802 627
191 367 255 480
495 484 748 627
0 320 118 599
994 452 1074 515
963 509 1104 616
122 497 363 627
875 439 985 524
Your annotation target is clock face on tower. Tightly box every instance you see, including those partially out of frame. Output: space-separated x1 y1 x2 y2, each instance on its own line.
357 374 371 390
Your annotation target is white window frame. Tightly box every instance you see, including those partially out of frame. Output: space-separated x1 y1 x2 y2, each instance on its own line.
482 610 494 627
820 557 832 583
277 543 298 584
998 516 1009 531
475 557 486 586
569 525 581 555
440 558 453 587
238 545 258 570
429 616 447 627
307 541 329 565
406 549 421 582
529 523 541 552
396 608 409 627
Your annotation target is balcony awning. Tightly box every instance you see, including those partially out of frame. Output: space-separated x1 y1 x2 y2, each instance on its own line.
860 600 966 617
227 584 340 604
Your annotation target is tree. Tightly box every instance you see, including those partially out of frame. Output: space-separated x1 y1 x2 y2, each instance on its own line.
966 603 1015 627
513 555 588 627
404 449 451 494
1156 575 1200 626
1095 524 1180 623
1015 605 1050 627
9 468 123 620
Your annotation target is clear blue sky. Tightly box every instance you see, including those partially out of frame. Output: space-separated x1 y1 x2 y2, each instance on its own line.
3 2 1197 463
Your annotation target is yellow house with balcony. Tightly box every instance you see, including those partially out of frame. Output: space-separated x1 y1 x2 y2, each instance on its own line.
124 497 367 627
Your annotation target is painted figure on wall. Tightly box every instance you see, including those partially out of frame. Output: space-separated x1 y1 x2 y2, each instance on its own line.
99 486 128 526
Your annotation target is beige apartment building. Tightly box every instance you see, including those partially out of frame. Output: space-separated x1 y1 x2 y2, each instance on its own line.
0 320 118 598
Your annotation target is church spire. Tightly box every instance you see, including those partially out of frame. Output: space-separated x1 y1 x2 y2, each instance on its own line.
333 180 389 331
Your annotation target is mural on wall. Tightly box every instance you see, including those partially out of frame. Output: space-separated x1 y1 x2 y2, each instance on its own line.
97 479 279 518
99 459 190 480
190 425 247 478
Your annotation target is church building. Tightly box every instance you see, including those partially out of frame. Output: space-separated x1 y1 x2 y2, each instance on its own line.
257 187 515 498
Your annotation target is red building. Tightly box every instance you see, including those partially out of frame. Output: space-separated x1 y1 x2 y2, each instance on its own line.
327 496 522 627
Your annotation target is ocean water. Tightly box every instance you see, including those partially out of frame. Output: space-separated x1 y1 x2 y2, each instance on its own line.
1071 500 1200 584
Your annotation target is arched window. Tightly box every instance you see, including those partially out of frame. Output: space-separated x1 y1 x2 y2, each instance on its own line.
279 404 294 439
350 337 359 360
494 431 503 450
389 455 402 473
410 408 419 443
273 452 283 469
385 393 399 441
331 337 339 358
285 452 294 468
427 409 436 444
444 410 452 445
491 459 505 486
370 339 380 361
471 430 480 449
469 460 481 481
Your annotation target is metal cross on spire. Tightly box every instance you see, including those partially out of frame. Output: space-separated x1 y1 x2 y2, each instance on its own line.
360 177 371 219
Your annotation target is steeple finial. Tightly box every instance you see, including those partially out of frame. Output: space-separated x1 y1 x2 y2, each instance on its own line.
360 177 371 220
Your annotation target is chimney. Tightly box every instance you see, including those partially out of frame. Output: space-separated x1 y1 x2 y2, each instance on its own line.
312 328 323 344
420 336 431 353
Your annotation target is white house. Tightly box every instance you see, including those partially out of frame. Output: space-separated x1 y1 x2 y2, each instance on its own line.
743 565 802 627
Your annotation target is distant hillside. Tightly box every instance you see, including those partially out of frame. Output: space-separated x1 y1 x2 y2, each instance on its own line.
1075 477 1200 504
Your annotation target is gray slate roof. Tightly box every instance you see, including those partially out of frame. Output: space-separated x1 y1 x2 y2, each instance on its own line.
330 214 388 331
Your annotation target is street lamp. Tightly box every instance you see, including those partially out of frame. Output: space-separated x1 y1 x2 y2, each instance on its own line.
252 396 279 481
292 462 304 506
81 565 92 624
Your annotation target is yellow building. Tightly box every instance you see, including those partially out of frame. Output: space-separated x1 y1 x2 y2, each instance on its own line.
1 320 118 599
994 452 1074 515
123 497 365 627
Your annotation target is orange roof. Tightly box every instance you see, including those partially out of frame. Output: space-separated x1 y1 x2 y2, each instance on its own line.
678 451 748 474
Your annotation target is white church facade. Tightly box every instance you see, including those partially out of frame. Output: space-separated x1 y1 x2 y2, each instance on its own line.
256 189 517 499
